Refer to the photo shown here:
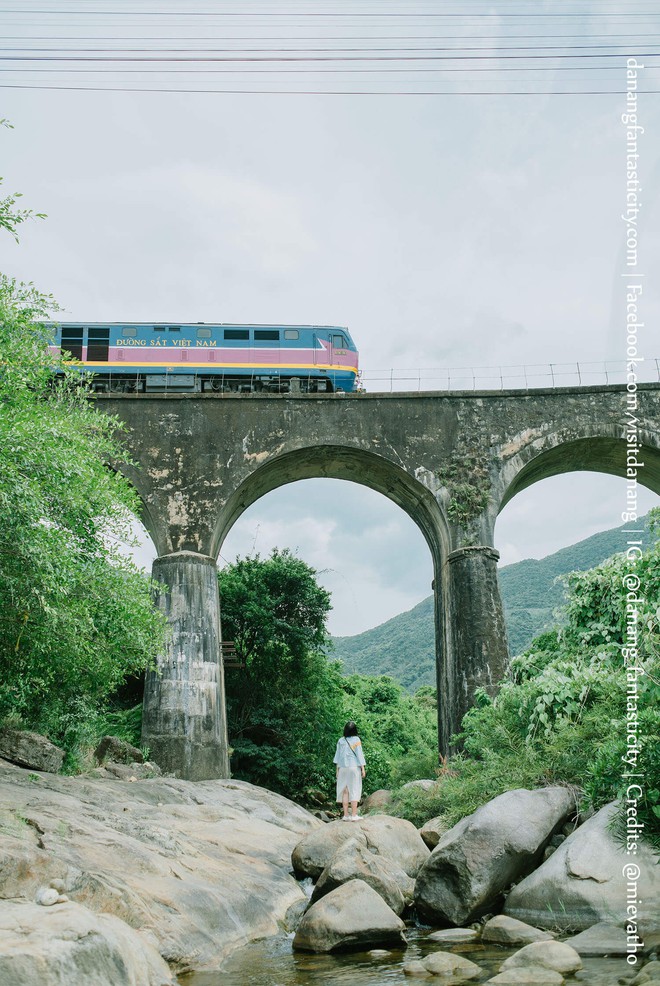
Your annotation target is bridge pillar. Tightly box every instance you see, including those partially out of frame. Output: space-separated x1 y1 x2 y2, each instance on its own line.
440 545 509 754
142 551 230 780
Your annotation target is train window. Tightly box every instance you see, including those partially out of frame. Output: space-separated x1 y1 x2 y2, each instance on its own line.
168 326 181 332
225 329 249 340
254 330 279 341
122 327 137 337
60 326 84 361
332 334 346 348
87 326 110 362
284 329 299 340
196 328 212 339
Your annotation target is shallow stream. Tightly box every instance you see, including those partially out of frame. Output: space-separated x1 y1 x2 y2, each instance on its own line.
181 926 641 986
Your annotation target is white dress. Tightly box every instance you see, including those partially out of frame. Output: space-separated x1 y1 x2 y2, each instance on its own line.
334 736 366 803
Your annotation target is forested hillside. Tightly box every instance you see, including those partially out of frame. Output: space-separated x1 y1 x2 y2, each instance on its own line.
331 514 653 691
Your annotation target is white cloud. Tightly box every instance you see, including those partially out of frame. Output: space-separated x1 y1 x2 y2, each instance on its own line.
219 475 659 636
219 479 433 636
3 54 659 637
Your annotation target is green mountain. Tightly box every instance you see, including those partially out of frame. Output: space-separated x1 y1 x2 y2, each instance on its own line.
330 514 653 692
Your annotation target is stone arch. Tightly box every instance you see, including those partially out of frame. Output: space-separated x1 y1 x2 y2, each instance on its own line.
494 426 660 515
213 444 460 756
109 461 163 556
212 443 452 570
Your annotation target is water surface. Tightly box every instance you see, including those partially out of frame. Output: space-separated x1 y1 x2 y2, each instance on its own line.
181 926 639 986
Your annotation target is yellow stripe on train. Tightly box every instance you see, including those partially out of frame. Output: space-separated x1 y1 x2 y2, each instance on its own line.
66 361 359 373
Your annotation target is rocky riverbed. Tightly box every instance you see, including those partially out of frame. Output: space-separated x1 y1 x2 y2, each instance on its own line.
0 757 320 982
0 755 659 986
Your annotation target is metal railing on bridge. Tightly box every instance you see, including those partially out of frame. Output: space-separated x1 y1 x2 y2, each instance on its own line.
89 359 660 396
359 359 660 394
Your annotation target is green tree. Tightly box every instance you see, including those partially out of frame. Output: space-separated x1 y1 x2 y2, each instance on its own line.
220 549 344 798
220 549 440 802
0 276 166 764
0 131 166 763
220 548 332 729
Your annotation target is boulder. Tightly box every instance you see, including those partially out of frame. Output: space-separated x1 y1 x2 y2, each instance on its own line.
501 941 582 975
639 929 660 953
482 916 554 946
564 922 629 956
292 820 369 879
357 815 431 878
404 959 431 977
415 787 575 926
35 886 65 906
386 861 416 905
420 816 448 850
96 762 162 781
632 961 660 984
94 736 144 765
0 729 64 773
310 838 406 914
0 759 319 972
487 971 564 985
292 880 407 953
402 779 437 792
0 899 174 986
306 788 331 807
504 803 660 931
292 813 429 880
362 789 393 813
428 928 480 944
423 950 482 979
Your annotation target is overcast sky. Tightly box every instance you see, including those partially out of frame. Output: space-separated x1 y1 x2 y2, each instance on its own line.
2 2 659 635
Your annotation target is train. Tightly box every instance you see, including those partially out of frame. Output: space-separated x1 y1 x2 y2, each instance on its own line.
48 322 359 394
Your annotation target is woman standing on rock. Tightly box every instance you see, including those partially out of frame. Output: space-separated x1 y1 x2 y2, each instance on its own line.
334 721 366 820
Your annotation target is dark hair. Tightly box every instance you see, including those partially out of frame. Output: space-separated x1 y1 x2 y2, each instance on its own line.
343 721 358 737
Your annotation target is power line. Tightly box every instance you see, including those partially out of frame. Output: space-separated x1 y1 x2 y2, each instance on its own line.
4 43 657 52
3 83 656 94
4 34 660 40
0 51 660 64
4 67 648 74
2 7 659 14
3 3 656 96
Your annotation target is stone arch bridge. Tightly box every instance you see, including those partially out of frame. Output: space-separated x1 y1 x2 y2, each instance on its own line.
97 384 660 780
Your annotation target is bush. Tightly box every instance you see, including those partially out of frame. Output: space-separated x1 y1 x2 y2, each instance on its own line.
339 675 438 796
388 524 660 850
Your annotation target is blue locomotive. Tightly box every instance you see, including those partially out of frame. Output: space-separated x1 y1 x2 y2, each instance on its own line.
49 322 359 393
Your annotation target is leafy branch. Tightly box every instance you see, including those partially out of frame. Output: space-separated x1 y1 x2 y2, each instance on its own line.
0 120 47 242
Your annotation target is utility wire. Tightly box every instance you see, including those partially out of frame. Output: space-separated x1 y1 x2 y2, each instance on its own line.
2 7 659 15
4 34 660 40
4 2 656 95
4 67 649 74
3 52 658 61
3 83 656 94
3 43 657 52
